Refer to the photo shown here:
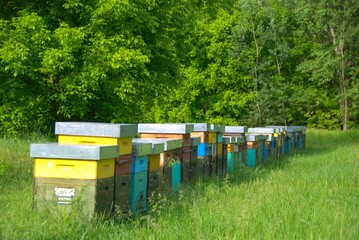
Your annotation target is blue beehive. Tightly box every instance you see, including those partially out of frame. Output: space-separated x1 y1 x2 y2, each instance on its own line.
131 156 148 173
271 139 276 158
129 142 152 214
198 143 210 157
259 139 267 163
281 133 287 155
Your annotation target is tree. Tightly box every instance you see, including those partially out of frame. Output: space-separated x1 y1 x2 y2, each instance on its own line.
294 0 359 130
0 0 199 133
155 0 255 125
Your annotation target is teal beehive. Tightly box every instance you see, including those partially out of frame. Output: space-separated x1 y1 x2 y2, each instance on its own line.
171 162 181 192
247 149 256 167
237 151 243 169
129 170 147 214
227 152 235 173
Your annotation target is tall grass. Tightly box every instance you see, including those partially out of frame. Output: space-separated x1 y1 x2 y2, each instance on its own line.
0 129 358 239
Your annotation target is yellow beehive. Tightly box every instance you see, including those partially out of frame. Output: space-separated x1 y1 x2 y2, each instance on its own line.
34 158 114 179
55 122 138 155
58 135 132 155
30 144 118 180
227 144 235 153
208 132 217 143
148 154 161 171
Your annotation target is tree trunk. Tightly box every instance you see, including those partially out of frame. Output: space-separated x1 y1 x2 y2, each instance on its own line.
342 98 349 131
251 20 262 125
329 24 349 131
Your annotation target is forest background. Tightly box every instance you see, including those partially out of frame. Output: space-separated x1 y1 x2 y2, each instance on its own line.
0 0 358 135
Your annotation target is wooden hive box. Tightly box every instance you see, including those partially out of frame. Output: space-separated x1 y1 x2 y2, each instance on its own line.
55 122 137 156
138 123 193 147
30 144 119 217
129 170 147 214
188 137 200 181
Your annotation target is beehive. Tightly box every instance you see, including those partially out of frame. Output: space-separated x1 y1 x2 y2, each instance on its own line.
235 136 245 170
221 137 233 175
131 139 165 198
138 123 193 147
139 138 182 191
30 144 118 217
214 126 225 175
132 139 165 171
267 126 286 157
129 170 147 214
224 126 248 169
223 136 237 174
147 171 160 198
55 122 137 156
224 126 248 136
190 137 200 180
138 123 194 183
245 134 266 167
190 123 215 178
114 174 130 214
131 142 152 173
266 134 278 159
163 161 181 192
288 126 302 150
115 154 132 176
127 142 153 214
291 126 306 149
248 128 279 162
143 139 183 169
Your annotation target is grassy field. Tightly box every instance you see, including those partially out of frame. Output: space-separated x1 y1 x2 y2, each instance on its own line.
0 129 358 239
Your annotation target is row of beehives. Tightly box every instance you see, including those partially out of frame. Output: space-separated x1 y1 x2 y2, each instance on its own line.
30 122 306 217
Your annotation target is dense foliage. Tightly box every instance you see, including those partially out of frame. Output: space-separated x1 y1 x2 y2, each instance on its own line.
0 0 358 134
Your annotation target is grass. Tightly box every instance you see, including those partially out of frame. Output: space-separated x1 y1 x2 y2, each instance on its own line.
0 129 358 239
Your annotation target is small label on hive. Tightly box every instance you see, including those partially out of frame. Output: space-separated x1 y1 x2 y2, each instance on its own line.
55 187 75 205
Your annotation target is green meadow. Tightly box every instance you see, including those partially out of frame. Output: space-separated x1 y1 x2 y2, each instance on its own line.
0 129 358 239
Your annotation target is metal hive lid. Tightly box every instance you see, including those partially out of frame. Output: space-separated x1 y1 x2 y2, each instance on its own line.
248 127 277 134
287 126 302 132
30 143 119 160
138 123 194 134
224 126 248 134
55 122 138 138
135 138 182 151
217 125 225 133
191 123 212 132
131 142 153 156
132 139 165 154
210 124 225 133
245 134 267 141
266 126 288 132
